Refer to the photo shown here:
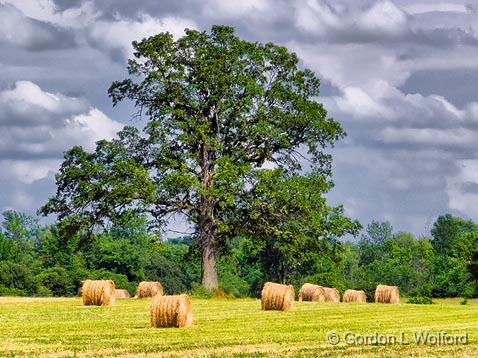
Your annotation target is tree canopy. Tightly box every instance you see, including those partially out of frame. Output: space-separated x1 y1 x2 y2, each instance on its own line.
41 25 359 291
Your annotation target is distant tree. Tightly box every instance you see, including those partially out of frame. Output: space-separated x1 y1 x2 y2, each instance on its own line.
381 233 434 295
431 214 477 255
237 168 360 285
84 216 152 282
41 25 352 291
2 210 39 258
358 221 393 265
453 229 478 283
363 221 393 246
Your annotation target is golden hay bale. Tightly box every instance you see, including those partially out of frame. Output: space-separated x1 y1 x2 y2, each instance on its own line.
136 281 164 298
343 289 367 303
261 282 294 311
298 283 326 302
115 289 131 299
322 287 341 302
375 284 400 304
82 280 116 306
150 294 193 328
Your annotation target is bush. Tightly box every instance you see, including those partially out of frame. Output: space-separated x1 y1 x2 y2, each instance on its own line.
219 271 250 298
145 242 199 294
217 255 250 297
0 261 37 295
36 266 75 296
35 286 53 297
407 296 434 304
189 282 214 298
0 285 26 296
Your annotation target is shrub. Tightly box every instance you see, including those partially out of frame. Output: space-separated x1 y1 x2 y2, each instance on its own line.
36 266 75 296
0 285 26 296
189 283 214 298
35 286 53 297
407 296 434 305
0 261 37 295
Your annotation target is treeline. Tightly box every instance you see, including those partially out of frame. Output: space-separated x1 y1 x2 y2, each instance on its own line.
0 210 476 298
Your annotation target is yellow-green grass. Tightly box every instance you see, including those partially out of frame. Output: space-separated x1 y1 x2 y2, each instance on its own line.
0 297 477 357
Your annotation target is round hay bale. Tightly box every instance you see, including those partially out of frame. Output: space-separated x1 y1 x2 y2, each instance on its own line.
136 281 164 298
343 289 367 303
150 294 193 328
322 287 341 302
298 283 326 302
261 282 294 311
375 284 400 304
115 289 131 299
82 280 116 306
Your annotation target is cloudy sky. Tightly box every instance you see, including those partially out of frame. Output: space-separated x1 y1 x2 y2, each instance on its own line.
1 0 477 236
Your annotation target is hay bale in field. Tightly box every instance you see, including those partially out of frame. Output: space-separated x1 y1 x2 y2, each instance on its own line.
115 289 131 299
298 283 326 302
343 289 367 303
150 294 193 328
375 284 400 304
261 282 294 311
136 281 164 298
322 287 341 302
82 280 116 306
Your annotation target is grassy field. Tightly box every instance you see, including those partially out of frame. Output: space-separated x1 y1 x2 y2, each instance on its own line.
0 297 477 357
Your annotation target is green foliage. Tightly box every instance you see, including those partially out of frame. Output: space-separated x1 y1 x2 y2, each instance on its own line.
217 254 250 298
407 296 434 304
36 266 75 296
0 261 38 296
0 285 26 296
145 241 197 294
189 283 214 299
0 231 18 261
431 214 477 255
431 255 474 298
236 169 361 286
3 208 478 300
351 228 436 298
41 25 353 290
35 286 53 297
84 217 151 282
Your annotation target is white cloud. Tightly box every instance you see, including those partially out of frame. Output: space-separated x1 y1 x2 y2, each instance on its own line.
403 2 469 15
447 160 478 219
0 0 99 28
0 80 123 163
294 0 340 35
379 127 474 146
0 4 74 50
88 15 197 59
0 80 123 213
0 80 87 115
330 86 394 118
357 0 408 35
0 159 60 184
202 0 271 18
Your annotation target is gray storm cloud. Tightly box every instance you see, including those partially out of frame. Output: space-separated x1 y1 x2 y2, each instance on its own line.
1 0 478 235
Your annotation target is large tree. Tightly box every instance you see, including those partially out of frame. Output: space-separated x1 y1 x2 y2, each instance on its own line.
41 25 354 291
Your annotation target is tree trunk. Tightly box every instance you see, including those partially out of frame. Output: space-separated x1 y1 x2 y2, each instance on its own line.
199 139 219 292
201 229 218 291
